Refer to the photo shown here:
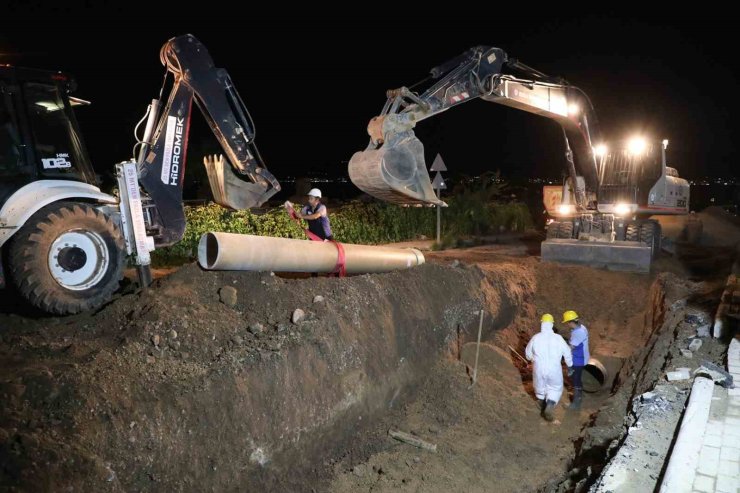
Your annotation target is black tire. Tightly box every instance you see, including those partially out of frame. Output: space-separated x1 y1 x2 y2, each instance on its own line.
625 223 640 242
8 201 125 315
546 221 561 239
557 221 574 239
640 220 661 259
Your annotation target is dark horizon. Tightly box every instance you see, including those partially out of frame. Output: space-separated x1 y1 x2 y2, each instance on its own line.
2 10 738 194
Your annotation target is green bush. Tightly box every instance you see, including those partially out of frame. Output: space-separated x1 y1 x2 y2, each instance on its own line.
152 197 533 266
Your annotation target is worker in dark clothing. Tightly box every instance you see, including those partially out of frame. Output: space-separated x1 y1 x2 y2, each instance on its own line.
298 188 333 241
562 310 590 410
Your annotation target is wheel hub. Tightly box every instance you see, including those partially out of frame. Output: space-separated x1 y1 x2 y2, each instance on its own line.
48 230 110 291
57 246 88 272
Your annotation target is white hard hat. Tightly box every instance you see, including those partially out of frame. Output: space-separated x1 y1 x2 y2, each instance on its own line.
307 188 322 198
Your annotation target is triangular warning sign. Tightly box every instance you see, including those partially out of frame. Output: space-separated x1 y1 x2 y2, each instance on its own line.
430 154 447 172
431 171 446 190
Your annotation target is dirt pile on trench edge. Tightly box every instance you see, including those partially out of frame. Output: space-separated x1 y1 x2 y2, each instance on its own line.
0 261 530 492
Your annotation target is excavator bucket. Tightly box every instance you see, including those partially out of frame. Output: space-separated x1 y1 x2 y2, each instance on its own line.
349 134 446 206
204 155 278 210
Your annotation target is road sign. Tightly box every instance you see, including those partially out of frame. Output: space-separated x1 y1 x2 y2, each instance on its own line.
430 154 447 172
431 171 447 190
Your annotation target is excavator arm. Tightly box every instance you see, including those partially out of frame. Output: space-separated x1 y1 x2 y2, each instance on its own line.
349 46 600 208
137 35 280 247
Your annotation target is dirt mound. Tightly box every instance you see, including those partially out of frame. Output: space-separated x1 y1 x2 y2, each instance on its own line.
0 260 532 492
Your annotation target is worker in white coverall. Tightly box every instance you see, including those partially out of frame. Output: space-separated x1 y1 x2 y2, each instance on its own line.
525 314 574 421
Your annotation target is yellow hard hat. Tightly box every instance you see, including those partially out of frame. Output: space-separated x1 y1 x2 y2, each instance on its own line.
541 313 554 323
562 310 579 323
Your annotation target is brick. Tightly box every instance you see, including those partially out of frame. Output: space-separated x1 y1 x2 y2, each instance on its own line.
702 435 724 447
723 433 739 447
728 407 740 417
725 426 740 439
721 447 740 462
715 474 738 493
699 446 721 476
693 474 715 492
718 460 739 477
707 421 725 437
706 434 724 447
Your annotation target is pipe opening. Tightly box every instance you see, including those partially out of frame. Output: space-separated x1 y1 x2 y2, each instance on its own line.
582 358 608 393
206 233 219 269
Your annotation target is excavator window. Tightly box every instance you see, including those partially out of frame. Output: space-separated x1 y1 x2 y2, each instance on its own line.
21 82 95 184
0 86 26 175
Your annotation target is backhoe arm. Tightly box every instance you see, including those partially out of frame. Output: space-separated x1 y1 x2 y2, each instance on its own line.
138 35 280 246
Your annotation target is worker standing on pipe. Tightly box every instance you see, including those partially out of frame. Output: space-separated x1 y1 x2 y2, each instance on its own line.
525 314 574 422
562 310 590 410
297 188 334 241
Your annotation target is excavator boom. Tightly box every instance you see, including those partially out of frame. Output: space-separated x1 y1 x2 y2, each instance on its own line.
349 46 600 207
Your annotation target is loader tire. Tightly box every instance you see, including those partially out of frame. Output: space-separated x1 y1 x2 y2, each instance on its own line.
625 223 640 242
557 221 574 239
8 202 125 315
546 221 561 239
640 220 662 259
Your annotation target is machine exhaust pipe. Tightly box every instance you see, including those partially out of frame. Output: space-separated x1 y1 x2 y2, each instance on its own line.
198 232 425 274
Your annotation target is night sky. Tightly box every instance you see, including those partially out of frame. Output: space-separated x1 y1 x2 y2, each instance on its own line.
2 8 737 194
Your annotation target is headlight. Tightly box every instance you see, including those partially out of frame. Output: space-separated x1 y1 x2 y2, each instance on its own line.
558 204 575 215
614 203 631 216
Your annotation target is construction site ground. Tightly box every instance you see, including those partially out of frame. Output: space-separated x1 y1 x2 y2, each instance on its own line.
0 209 738 492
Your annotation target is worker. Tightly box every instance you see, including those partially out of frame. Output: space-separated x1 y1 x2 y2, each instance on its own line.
562 310 590 410
298 188 333 241
525 313 574 422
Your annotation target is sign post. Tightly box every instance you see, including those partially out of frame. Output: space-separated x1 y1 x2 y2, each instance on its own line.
430 154 447 244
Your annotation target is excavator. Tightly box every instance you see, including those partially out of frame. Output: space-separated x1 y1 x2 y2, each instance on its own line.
0 35 280 314
348 46 690 272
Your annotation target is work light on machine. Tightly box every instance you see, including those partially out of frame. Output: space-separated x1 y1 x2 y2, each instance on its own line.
558 204 575 215
593 144 608 157
627 137 647 155
568 103 580 116
614 203 631 216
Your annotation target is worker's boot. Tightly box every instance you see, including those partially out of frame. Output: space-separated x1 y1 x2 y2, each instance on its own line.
538 399 547 413
569 388 583 410
543 400 556 421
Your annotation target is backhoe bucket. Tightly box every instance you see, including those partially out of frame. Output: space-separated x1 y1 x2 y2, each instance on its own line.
204 155 278 210
349 135 445 206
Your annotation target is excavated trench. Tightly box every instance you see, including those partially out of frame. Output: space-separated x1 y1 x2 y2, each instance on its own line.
550 274 727 493
550 277 672 492
323 258 705 493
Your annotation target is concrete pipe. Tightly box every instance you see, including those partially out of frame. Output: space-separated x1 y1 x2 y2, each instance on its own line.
582 357 608 393
198 232 425 274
